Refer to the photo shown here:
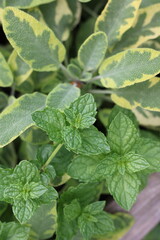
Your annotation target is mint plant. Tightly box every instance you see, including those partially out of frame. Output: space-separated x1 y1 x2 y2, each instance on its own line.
0 0 160 239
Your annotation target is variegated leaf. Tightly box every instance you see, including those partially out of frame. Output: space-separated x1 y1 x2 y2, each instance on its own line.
5 0 56 9
0 92 46 147
0 51 13 87
95 0 141 50
112 4 160 53
8 50 32 85
140 0 159 8
111 78 160 111
2 7 66 71
99 49 160 88
78 31 108 71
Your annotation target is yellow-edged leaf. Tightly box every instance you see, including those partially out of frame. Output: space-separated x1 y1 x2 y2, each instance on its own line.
0 92 46 148
95 0 141 50
5 0 56 9
99 48 160 88
112 4 160 53
2 7 66 72
8 50 32 85
111 77 160 111
0 51 13 87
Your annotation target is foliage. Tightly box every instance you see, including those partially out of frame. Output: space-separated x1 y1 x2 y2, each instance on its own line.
0 0 160 239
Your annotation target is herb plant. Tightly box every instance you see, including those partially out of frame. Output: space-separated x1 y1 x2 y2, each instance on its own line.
0 0 160 239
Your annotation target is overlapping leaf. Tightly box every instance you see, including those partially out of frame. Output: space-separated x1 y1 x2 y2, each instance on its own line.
5 0 56 9
0 51 13 87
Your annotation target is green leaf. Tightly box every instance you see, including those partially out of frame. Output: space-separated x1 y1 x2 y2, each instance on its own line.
112 4 160 53
46 83 80 111
62 126 82 151
0 92 46 147
13 160 40 183
0 92 8 111
0 221 30 240
134 138 160 171
8 50 32 86
4 184 21 199
78 202 114 239
140 0 159 8
107 172 141 210
111 77 160 111
32 107 66 143
13 199 37 224
28 201 57 240
64 199 81 221
64 93 97 129
95 0 141 49
108 112 139 154
2 7 66 71
0 51 13 87
29 182 48 199
38 186 58 204
99 48 160 88
78 32 108 71
5 0 56 9
68 154 106 182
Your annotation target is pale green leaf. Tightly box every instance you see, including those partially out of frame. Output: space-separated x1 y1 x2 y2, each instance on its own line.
95 0 141 49
47 83 80 111
0 51 13 87
2 7 66 71
62 126 82 151
78 31 108 71
32 107 66 143
108 112 139 154
0 92 46 147
140 0 159 8
5 0 56 9
29 182 48 199
108 172 141 210
99 48 160 88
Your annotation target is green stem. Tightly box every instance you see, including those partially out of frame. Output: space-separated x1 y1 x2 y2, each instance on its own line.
83 5 97 18
42 144 63 170
90 89 113 94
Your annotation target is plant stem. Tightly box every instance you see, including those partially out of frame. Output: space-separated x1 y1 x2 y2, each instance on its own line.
90 89 113 94
42 144 63 170
83 5 97 18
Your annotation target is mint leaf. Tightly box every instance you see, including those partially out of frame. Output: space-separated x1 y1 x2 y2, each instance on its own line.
68 155 106 182
124 152 150 173
62 126 82 151
38 186 58 204
78 202 114 239
32 107 66 143
29 182 48 199
4 185 21 199
108 112 139 155
77 126 110 155
13 160 40 183
107 172 141 210
64 199 81 221
64 93 97 129
13 198 37 224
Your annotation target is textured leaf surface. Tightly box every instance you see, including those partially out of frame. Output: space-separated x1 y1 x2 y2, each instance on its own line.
8 50 32 85
108 112 139 154
113 4 160 53
29 201 57 240
78 32 108 71
0 92 46 147
5 0 56 9
64 199 81 221
108 172 140 210
140 0 159 9
95 0 141 49
47 83 80 111
2 7 66 71
111 78 160 111
0 51 13 87
63 126 82 151
32 107 66 143
99 48 160 88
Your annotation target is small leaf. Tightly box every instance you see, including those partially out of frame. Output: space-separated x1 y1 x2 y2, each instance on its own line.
29 182 48 199
62 126 82 151
46 83 80 111
64 199 81 221
0 51 13 87
64 93 97 129
108 172 141 210
95 0 141 49
2 7 66 71
0 92 46 147
78 32 108 71
99 48 160 88
32 107 66 143
108 112 139 154
13 199 37 224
